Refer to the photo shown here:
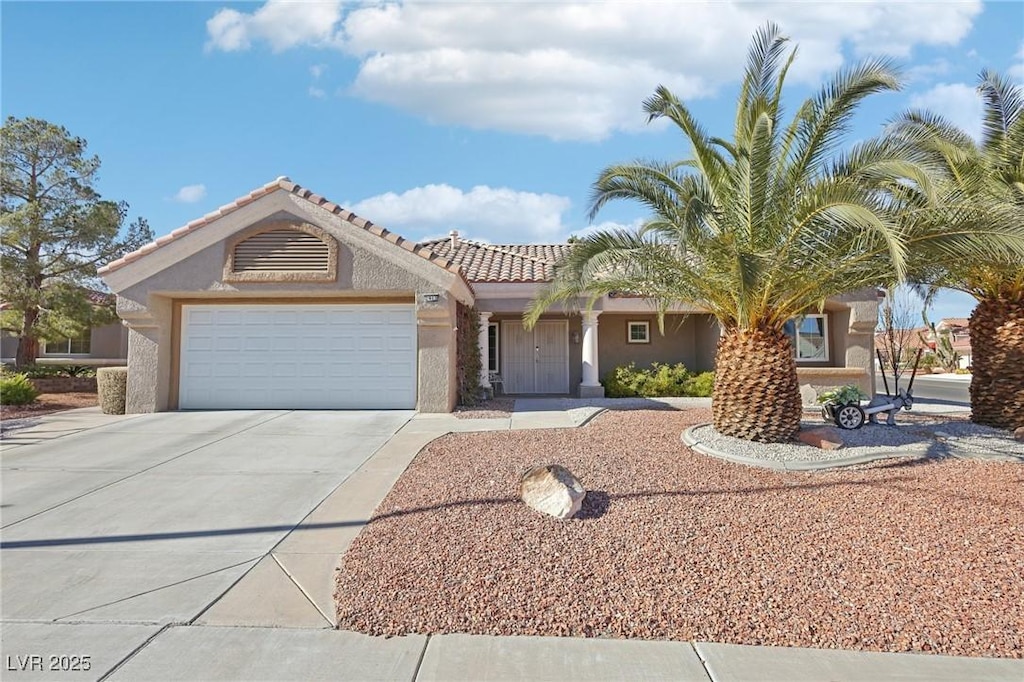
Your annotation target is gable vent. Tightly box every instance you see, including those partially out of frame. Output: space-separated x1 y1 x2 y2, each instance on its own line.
233 229 330 273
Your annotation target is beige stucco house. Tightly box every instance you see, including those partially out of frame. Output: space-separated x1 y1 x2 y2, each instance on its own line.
99 178 877 413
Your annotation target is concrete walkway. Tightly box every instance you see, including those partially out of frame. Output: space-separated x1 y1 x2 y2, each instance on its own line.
3 401 1021 681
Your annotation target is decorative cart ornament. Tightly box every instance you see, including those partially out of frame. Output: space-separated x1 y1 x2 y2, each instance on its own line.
818 385 870 430
819 348 923 430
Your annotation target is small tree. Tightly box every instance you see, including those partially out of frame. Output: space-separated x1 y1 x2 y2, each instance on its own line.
875 285 925 391
1 117 152 367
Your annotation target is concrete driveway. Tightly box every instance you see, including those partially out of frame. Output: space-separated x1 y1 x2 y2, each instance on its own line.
1 409 413 675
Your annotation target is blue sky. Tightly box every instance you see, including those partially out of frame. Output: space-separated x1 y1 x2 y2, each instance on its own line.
4 1 1022 321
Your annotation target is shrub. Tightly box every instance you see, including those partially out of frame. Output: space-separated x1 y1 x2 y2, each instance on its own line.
18 364 97 378
1 372 40 406
97 367 128 414
683 371 715 397
602 362 714 398
816 384 868 405
455 303 483 406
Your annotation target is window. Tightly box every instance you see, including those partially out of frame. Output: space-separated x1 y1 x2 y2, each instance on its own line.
627 321 650 344
783 315 828 361
488 323 499 372
43 335 91 355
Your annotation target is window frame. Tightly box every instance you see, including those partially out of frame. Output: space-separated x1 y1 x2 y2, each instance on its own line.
42 334 91 356
487 323 500 373
784 314 829 362
626 320 651 344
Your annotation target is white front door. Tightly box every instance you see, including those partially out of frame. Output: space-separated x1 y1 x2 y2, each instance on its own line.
500 320 569 394
178 303 417 409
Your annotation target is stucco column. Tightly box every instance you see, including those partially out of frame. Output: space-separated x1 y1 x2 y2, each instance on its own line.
478 311 492 390
580 310 605 398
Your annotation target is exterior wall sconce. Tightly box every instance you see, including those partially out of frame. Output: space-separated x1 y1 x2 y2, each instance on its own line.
571 331 581 344
423 293 441 303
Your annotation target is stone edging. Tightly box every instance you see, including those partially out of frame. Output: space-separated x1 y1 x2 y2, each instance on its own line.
681 423 923 472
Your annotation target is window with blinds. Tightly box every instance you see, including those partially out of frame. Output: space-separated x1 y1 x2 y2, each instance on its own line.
225 224 337 281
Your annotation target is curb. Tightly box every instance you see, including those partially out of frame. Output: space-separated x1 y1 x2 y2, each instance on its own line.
572 407 608 428
681 424 925 472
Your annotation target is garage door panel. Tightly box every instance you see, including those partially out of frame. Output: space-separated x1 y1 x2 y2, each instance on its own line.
179 304 417 410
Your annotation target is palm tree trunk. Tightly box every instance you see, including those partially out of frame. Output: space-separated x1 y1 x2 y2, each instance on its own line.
969 297 1024 430
713 327 802 442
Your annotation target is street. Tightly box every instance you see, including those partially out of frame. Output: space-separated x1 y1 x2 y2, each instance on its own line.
875 372 970 404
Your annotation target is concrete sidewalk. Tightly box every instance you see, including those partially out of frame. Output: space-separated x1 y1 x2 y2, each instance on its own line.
3 401 1020 681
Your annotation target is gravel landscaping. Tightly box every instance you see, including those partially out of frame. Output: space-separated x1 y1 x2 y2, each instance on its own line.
0 393 98 426
453 397 516 419
691 415 1024 464
335 408 1024 657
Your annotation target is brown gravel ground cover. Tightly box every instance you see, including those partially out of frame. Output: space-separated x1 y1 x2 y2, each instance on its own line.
334 408 1024 657
452 397 516 419
1 393 98 422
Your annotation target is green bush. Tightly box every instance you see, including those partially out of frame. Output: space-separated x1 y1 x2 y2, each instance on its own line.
816 384 868 405
1 373 40 406
683 371 715 397
602 362 714 398
18 364 97 378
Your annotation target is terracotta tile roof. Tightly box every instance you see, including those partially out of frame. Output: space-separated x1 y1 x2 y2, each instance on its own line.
98 178 469 289
874 327 933 352
939 318 970 329
419 238 573 283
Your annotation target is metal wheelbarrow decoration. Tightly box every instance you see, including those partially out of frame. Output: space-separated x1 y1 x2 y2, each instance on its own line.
821 348 921 430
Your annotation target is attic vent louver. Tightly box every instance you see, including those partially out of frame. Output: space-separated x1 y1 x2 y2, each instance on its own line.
225 223 337 282
234 229 329 272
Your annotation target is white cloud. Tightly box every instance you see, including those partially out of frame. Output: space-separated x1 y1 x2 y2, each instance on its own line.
905 58 951 84
1010 44 1024 81
205 1 981 140
206 0 342 53
910 82 983 140
349 184 573 243
173 184 207 203
310 63 327 80
308 86 326 99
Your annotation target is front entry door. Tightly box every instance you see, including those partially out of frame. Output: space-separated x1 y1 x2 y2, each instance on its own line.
501 320 569 394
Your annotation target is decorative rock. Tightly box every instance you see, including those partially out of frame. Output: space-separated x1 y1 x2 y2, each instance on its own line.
519 464 586 520
799 384 818 406
1014 427 1024 442
797 426 844 450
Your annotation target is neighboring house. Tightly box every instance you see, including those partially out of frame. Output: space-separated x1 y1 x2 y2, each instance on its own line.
937 318 972 369
98 178 878 413
0 292 129 366
874 318 973 372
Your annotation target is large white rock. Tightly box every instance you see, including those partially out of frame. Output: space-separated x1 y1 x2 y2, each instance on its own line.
519 465 586 520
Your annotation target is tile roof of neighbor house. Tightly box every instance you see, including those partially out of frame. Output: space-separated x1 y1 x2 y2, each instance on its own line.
939 318 970 329
97 178 469 287
418 237 573 283
874 327 933 352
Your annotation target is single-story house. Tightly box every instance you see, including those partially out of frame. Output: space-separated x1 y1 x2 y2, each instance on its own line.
99 178 878 413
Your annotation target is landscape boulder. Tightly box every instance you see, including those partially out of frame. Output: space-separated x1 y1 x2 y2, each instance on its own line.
519 464 586 520
797 426 844 450
1015 427 1024 443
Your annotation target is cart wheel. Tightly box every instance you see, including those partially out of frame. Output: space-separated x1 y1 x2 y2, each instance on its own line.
834 403 865 430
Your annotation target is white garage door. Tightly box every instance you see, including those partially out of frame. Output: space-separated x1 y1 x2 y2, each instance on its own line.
178 304 417 410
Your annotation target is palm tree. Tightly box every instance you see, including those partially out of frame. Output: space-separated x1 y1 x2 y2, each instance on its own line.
527 24 1024 442
891 72 1024 430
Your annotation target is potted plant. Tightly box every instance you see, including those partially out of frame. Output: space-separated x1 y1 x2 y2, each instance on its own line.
817 384 869 429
